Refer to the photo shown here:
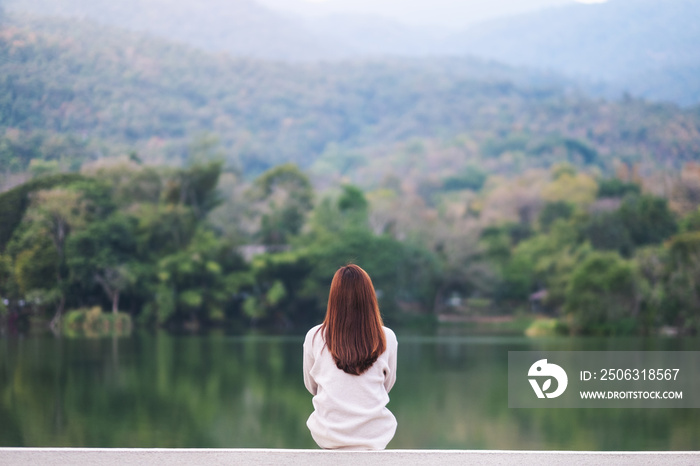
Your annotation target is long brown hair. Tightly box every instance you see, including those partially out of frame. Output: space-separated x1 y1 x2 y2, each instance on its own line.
320 264 386 375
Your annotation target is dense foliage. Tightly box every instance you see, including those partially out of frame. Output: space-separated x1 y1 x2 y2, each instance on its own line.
0 159 443 330
1 157 699 335
1 12 700 336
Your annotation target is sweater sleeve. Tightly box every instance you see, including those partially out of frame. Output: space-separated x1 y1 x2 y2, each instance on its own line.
303 331 318 395
383 329 397 393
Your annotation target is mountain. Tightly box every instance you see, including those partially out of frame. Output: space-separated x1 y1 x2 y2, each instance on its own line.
454 0 700 105
3 0 347 60
4 0 451 59
2 12 700 183
6 0 699 105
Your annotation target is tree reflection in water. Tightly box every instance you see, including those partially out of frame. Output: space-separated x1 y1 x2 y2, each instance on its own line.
0 333 698 449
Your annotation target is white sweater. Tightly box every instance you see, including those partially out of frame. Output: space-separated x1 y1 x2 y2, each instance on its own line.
303 324 398 450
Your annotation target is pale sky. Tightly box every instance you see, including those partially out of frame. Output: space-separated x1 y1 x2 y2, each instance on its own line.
256 0 610 29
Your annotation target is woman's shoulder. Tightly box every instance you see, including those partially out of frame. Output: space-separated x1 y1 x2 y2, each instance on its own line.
382 326 397 345
304 324 324 346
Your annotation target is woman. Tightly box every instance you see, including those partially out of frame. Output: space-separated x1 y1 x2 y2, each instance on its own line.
303 264 398 450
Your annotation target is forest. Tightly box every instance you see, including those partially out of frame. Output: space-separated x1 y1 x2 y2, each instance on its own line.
2 154 700 335
1 11 700 336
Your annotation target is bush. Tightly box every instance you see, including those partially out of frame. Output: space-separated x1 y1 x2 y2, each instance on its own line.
525 318 569 337
62 307 132 337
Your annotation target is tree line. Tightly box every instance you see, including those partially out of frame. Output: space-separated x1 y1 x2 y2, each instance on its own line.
1 155 699 335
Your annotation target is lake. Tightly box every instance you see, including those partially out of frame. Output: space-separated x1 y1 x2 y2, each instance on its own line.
1 329 699 450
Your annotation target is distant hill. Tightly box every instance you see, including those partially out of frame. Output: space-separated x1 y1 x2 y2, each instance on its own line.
4 0 450 59
1 12 700 183
3 0 347 60
6 0 700 105
454 0 700 105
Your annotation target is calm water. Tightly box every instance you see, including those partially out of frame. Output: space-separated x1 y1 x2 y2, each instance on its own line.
1 330 699 450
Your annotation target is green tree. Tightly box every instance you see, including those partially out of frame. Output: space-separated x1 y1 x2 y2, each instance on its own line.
67 213 138 313
162 161 223 220
151 229 246 326
617 194 677 247
538 201 574 232
565 251 640 334
502 220 585 307
0 173 86 252
239 251 313 326
664 232 700 331
633 246 669 332
582 194 677 256
679 207 700 233
24 188 88 328
249 163 314 245
582 211 635 256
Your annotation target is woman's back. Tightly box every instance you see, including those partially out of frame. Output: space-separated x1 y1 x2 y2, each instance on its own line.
303 324 398 450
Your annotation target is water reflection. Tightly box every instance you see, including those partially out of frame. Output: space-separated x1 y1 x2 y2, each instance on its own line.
0 332 698 449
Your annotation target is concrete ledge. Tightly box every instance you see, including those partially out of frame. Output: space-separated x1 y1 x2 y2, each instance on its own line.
1 448 699 465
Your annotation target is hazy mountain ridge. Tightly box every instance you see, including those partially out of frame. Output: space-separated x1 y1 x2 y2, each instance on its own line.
2 12 700 182
6 0 699 105
454 0 700 105
3 0 349 60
